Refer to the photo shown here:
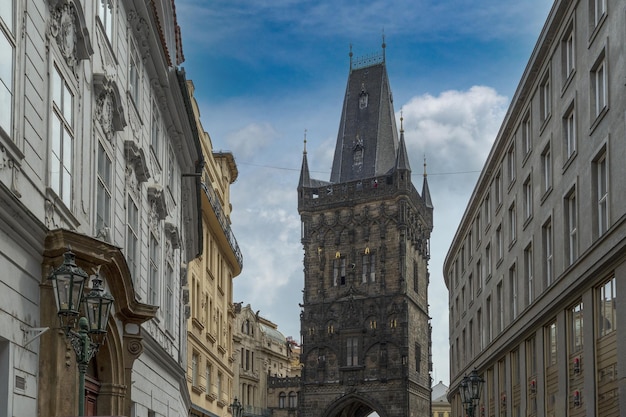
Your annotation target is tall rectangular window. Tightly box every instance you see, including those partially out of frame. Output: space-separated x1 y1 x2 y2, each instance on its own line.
524 244 534 305
415 343 421 373
496 224 503 261
527 336 537 376
565 188 578 265
495 169 502 207
542 144 552 193
507 144 516 184
51 66 74 206
477 308 483 350
333 257 346 286
191 352 199 387
0 0 14 138
476 258 482 290
126 196 139 284
509 264 518 320
413 261 418 293
129 38 141 106
522 113 532 154
594 151 608 236
96 143 112 236
168 146 176 193
591 55 607 118
545 321 557 366
508 202 517 244
597 276 616 338
570 302 583 352
362 253 376 283
523 175 532 221
165 264 174 332
543 219 553 286
540 74 551 123
98 0 113 39
590 0 606 27
484 193 491 228
151 102 160 157
346 337 358 366
485 244 492 279
205 364 212 394
486 296 492 343
149 235 159 305
562 25 575 80
563 104 576 160
497 282 504 332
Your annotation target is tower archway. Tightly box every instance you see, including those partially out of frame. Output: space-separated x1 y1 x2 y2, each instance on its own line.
322 393 387 417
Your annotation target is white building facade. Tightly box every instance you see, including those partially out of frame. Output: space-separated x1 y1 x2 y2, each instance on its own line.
0 0 201 415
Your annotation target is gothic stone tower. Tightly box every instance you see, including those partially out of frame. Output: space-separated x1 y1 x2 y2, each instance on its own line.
297 48 434 417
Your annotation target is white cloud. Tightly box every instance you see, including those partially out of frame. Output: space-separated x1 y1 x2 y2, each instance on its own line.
224 122 278 159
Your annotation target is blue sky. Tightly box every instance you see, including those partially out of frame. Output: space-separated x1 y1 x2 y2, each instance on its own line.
175 0 554 385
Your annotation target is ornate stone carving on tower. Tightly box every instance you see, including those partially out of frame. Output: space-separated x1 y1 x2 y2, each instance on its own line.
298 45 434 417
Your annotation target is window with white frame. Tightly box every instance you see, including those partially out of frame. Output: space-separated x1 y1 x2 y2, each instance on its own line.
563 103 576 160
98 0 114 40
508 202 516 244
562 24 575 80
362 252 376 283
496 224 503 262
126 196 139 285
524 243 534 305
485 244 492 279
541 144 552 194
540 73 551 123
96 142 112 234
509 263 518 320
165 263 174 332
50 66 74 207
523 175 532 221
545 321 557 366
565 187 578 265
129 37 141 106
543 218 553 287
151 101 161 158
148 235 159 305
346 337 358 366
507 144 516 185
476 258 482 289
591 54 607 118
597 275 616 338
0 0 14 138
594 150 608 236
590 0 606 28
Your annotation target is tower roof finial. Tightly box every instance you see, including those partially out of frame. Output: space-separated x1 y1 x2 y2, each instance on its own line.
423 155 427 177
349 43 353 70
400 110 404 133
382 29 386 62
304 129 307 154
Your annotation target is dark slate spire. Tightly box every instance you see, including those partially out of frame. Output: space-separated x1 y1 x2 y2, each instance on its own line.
395 114 411 172
330 47 399 183
298 132 311 189
422 157 433 209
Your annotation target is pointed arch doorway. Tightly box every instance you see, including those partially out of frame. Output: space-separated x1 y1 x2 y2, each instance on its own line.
322 394 387 417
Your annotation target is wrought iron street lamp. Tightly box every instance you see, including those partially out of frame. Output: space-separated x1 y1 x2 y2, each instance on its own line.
230 397 243 417
459 369 484 417
49 250 114 416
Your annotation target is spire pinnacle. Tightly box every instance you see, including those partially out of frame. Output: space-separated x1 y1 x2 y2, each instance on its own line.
382 30 386 62
423 155 427 177
349 44 353 70
400 110 404 133
304 129 307 154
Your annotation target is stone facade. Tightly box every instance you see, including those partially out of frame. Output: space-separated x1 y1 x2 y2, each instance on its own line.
445 1 626 416
185 80 243 417
298 52 433 417
0 0 202 415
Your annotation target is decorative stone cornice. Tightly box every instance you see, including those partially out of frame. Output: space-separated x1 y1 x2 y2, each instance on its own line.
47 0 93 68
124 139 150 184
93 73 127 142
147 184 168 221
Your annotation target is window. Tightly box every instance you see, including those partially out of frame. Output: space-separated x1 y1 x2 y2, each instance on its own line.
541 144 552 194
165 264 174 332
522 112 532 154
496 282 504 333
507 144 516 184
168 146 176 193
485 244 492 279
50 66 74 206
415 343 421 373
0 0 14 138
129 38 141 105
476 258 482 290
279 392 286 408
151 101 161 157
148 235 159 305
346 337 358 366
362 252 376 283
590 0 606 28
477 308 483 350
126 196 139 284
526 336 537 376
562 24 575 80
413 261 418 293
540 73 551 123
509 264 518 320
545 321 557 366
594 151 608 236
468 273 474 302
333 257 346 286
524 244 534 305
205 364 212 393
495 168 502 207
591 55 607 118
486 296 492 343
508 202 516 244
496 224 503 262
96 143 112 234
523 175 532 221
192 352 199 387
217 372 222 399
565 187 578 265
563 103 576 160
543 219 553 286
597 276 616 337
484 193 491 228
98 0 113 40
475 214 481 246
570 302 583 352
288 392 297 408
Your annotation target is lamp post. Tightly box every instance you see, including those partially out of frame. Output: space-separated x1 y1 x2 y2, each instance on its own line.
230 397 243 417
459 369 484 417
48 250 114 416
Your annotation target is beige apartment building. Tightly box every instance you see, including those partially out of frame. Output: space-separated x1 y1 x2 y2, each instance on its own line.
186 81 243 417
445 1 624 416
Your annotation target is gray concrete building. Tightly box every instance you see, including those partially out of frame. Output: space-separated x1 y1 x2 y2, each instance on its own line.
444 1 625 416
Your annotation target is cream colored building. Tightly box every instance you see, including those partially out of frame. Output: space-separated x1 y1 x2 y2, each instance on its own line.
445 1 624 416
233 304 291 417
431 381 451 417
185 81 243 417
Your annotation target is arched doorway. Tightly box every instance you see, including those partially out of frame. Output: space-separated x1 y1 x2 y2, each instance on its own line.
323 394 387 417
